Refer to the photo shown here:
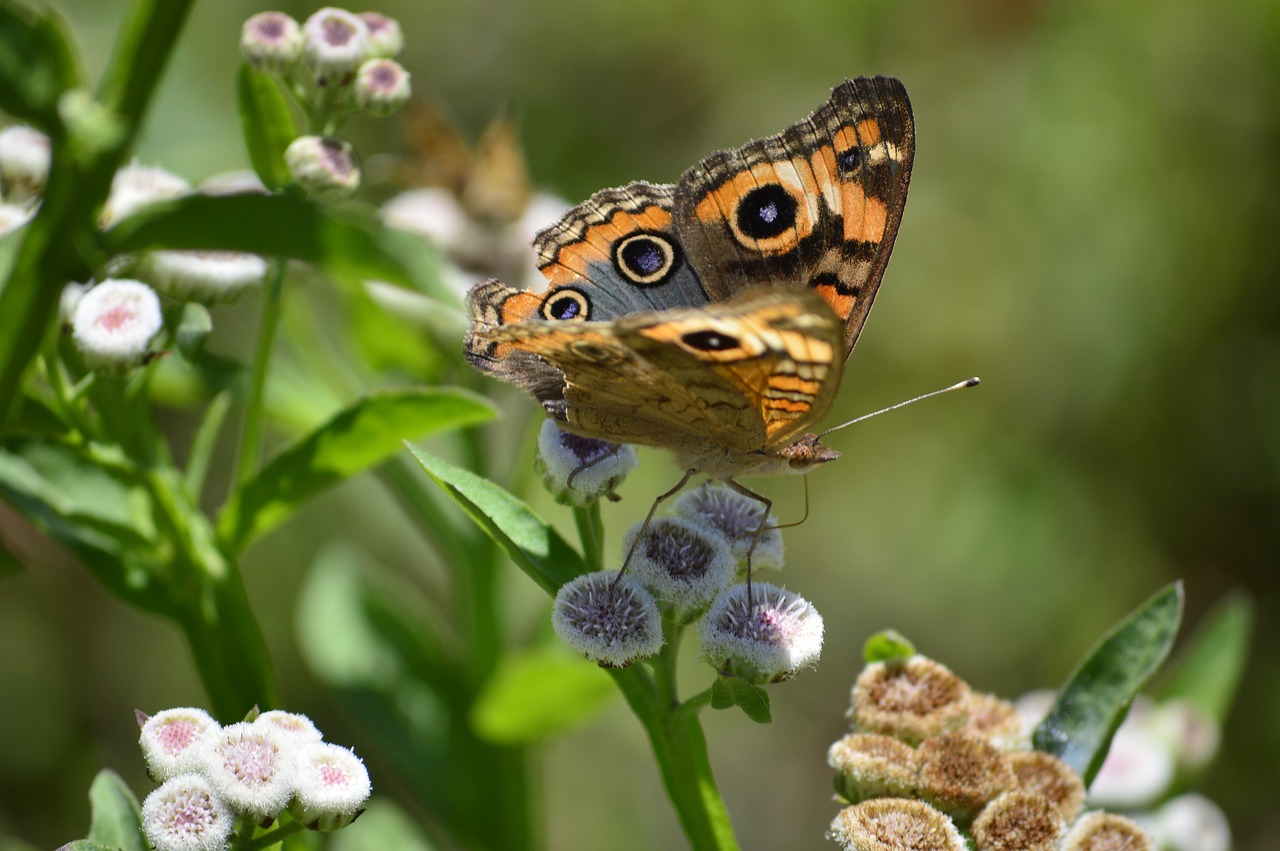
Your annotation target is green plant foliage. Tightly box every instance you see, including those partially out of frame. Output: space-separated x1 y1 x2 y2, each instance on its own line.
85 770 143 851
236 64 298 190
1153 591 1253 723
710 677 771 724
471 646 616 743
1033 582 1184 785
863 629 916 664
0 0 81 128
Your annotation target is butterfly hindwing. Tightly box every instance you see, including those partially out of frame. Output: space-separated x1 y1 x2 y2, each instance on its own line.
672 76 914 357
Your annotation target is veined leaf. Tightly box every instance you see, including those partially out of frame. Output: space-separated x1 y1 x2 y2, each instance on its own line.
1032 582 1183 785
408 445 589 592
86 770 143 851
236 64 298 190
710 676 771 724
1151 590 1252 723
221 388 494 552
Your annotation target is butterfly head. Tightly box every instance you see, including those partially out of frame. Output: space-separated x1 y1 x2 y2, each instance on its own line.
777 432 841 473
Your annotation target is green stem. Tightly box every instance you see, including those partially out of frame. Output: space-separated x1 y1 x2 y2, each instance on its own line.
244 818 306 850
235 258 285 486
184 390 232 501
573 502 605 572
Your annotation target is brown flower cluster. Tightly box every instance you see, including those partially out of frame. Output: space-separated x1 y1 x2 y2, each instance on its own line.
827 655 1153 851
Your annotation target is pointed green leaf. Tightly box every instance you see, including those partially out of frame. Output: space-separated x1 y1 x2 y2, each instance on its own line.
0 0 82 127
236 64 298 190
863 629 916 664
55 842 118 851
100 193 455 304
1033 582 1183 785
1152 590 1252 723
221 388 494 551
471 646 616 743
408 445 589 592
709 676 771 724
86 769 143 851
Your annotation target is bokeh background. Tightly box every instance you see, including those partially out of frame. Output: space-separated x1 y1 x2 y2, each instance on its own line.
1 0 1277 848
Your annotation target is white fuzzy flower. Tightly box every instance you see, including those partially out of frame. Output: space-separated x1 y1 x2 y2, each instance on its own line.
1086 718 1176 810
198 721 295 824
138 707 221 782
302 7 370 83
358 12 403 58
240 11 303 74
141 774 233 851
354 58 411 118
142 250 268 304
254 710 323 745
1152 699 1220 773
534 419 637 506
290 742 371 831
622 517 736 619
59 282 90 323
71 279 163 373
552 571 663 667
0 202 33 236
1153 793 1231 851
674 483 784 571
101 162 190 227
285 135 360 199
699 582 824 682
0 124 50 201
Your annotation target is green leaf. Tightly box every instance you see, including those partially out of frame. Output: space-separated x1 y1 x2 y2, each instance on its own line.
221 388 494 551
0 223 27 290
0 0 82 127
1152 590 1252 723
54 842 118 851
327 799 440 850
471 646 616 743
236 64 298 190
175 301 212 361
408 445 590 593
100 193 457 305
1032 582 1184 785
86 769 143 851
863 629 916 664
709 676 772 724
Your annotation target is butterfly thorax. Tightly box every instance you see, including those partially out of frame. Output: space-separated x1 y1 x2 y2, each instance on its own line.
676 432 841 480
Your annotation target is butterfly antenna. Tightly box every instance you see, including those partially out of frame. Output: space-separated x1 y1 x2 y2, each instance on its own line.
819 377 980 438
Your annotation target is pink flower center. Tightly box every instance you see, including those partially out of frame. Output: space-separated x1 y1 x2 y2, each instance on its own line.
219 737 279 786
322 17 356 46
158 719 199 755
319 762 348 787
96 302 136 332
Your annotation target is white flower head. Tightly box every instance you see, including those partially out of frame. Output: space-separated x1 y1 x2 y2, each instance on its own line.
358 12 403 57
285 135 360 199
290 742 371 831
198 721 295 824
828 799 966 851
141 774 233 851
240 11 303 74
552 571 663 667
138 708 221 782
1086 717 1175 810
101 162 190 227
59 282 90 323
1152 699 1220 772
254 709 323 745
71 279 163 373
198 170 267 197
674 483 784 571
698 582 823 682
0 202 33 236
622 516 736 619
534 419 638 506
1153 793 1231 851
302 7 370 83
0 124 50 202
382 187 467 247
142 250 268 304
354 58 411 118
1062 811 1155 851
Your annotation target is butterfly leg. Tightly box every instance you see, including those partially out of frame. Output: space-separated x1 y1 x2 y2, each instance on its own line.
567 444 624 501
614 468 696 582
766 474 811 531
723 479 773 606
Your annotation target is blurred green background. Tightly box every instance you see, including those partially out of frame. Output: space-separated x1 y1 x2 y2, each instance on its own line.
1 0 1277 848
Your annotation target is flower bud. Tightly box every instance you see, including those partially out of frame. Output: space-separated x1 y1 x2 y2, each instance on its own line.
198 721 295 824
622 516 736 620
961 691 1024 750
698 582 823 682
354 58 411 118
101 162 190 227
138 707 221 782
141 774 233 851
358 12 403 58
71 279 163 373
1086 718 1174 809
1007 750 1084 823
1061 811 1154 851
290 742 371 830
551 571 663 667
534 419 637 506
285 135 361 198
673 483 783 571
1152 793 1231 851
971 791 1063 851
0 202 33 235
827 732 919 803
255 709 323 745
240 11 304 74
915 732 1016 821
302 7 370 84
827 799 965 851
141 250 268 304
849 656 971 745
0 124 50 202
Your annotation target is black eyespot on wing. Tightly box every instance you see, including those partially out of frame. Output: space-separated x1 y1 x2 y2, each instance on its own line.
837 145 863 175
681 329 740 352
735 184 797 240
613 232 679 286
540 288 590 321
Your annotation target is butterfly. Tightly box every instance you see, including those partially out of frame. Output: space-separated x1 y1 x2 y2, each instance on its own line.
464 77 914 516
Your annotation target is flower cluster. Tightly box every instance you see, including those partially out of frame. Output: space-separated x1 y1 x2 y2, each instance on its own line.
240 8 412 199
137 707 370 851
552 478 823 681
827 654 1157 851
0 123 50 229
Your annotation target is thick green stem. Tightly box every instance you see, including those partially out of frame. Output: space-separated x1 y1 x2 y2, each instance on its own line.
573 502 605 572
235 258 285 486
